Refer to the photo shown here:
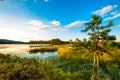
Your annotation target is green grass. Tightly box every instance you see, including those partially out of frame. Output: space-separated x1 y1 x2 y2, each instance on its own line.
29 47 58 53
0 44 120 80
0 54 74 80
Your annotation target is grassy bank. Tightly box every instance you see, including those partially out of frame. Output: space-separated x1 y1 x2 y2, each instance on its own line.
29 47 58 53
0 52 119 80
0 53 94 80
57 46 120 80
29 44 69 53
0 44 120 80
0 54 72 80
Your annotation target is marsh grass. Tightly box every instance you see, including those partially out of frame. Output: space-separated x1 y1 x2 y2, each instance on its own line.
0 44 120 80
29 44 69 53
29 47 58 53
0 53 94 80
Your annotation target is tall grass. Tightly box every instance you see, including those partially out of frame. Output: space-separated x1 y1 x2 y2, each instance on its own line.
0 44 120 80
29 47 58 53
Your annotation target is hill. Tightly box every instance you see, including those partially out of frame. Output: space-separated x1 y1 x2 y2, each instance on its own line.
0 39 24 44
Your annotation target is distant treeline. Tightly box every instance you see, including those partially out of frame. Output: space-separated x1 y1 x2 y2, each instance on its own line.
0 38 69 45
27 40 50 44
27 38 69 45
0 39 24 44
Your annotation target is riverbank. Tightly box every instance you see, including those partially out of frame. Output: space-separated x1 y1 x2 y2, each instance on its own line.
0 44 120 80
29 44 69 53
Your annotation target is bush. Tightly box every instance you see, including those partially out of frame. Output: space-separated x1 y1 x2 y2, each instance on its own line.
0 54 77 80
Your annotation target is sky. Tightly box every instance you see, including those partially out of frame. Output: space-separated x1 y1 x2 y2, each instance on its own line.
0 0 120 42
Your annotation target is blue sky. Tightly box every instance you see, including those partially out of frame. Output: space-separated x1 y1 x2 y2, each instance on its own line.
0 0 120 41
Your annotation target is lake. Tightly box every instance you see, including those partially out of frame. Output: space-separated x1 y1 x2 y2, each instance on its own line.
0 44 58 59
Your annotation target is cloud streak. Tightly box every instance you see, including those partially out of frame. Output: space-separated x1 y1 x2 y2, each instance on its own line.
92 5 120 21
92 5 117 16
103 12 120 21
117 24 120 28
64 21 86 29
28 20 87 31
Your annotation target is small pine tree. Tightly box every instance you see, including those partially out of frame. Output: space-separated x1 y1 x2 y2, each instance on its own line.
81 15 114 77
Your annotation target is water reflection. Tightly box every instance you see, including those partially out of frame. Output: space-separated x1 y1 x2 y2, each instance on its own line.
21 52 58 59
0 44 58 59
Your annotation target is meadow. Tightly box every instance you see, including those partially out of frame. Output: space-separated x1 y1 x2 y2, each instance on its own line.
0 41 120 80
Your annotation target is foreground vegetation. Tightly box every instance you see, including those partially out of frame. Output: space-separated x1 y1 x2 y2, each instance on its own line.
0 43 120 80
0 15 120 80
0 54 74 80
0 53 95 80
58 46 120 80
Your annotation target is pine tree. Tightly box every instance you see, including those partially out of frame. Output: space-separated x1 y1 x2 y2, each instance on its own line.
81 15 114 77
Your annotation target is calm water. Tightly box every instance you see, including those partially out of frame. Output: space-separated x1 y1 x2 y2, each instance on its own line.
0 44 58 59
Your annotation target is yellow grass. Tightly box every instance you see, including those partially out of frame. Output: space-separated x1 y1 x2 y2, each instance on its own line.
30 44 120 61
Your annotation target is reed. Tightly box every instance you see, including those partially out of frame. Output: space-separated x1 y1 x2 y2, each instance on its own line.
29 47 58 53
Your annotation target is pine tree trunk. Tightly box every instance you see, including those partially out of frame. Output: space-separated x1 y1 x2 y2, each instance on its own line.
92 51 100 76
92 52 96 75
96 51 100 76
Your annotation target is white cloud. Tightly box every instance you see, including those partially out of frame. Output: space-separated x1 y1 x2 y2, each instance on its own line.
92 5 117 16
28 20 87 31
64 21 87 29
28 20 53 30
117 24 120 27
51 20 60 26
111 11 118 15
44 0 48 2
103 12 120 21
112 13 120 18
103 17 112 21
113 5 118 8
